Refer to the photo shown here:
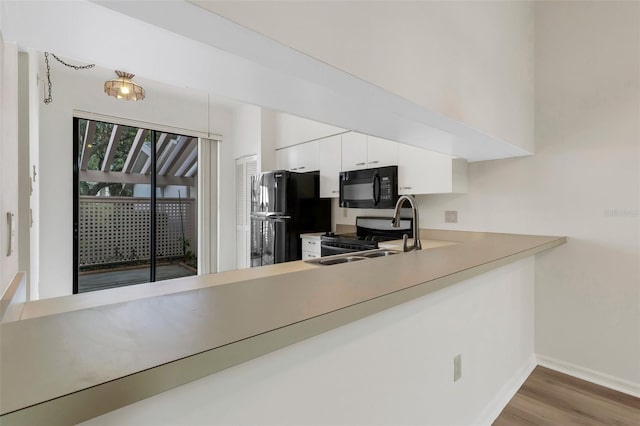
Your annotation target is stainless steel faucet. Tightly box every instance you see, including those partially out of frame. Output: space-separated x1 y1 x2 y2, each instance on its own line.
391 195 422 252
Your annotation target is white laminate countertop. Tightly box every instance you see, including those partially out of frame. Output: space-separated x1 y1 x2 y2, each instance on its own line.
0 229 566 424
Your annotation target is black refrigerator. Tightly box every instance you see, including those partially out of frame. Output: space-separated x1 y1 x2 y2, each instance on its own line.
250 170 331 267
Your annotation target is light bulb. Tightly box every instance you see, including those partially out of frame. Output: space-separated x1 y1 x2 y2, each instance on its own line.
120 86 130 95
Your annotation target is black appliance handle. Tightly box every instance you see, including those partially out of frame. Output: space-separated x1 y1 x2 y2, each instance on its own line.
339 172 346 208
251 214 290 222
373 172 381 206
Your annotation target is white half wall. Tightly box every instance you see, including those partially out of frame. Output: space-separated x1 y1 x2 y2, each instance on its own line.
80 257 536 426
411 2 640 390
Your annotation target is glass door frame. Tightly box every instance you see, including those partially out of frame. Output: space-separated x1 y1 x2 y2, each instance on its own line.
72 116 204 294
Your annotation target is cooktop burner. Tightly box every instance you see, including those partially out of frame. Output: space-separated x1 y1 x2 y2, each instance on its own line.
320 216 413 251
323 232 397 242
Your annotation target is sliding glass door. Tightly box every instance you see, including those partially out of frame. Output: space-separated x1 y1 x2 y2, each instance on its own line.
73 118 198 293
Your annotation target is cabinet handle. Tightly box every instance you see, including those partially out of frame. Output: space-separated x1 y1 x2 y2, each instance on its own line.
307 241 316 245
401 186 412 190
298 166 306 170
331 190 339 194
291 167 298 171
356 162 366 166
6 212 14 256
369 160 379 164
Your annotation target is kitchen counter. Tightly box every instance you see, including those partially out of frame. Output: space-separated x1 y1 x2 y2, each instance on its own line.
379 238 457 251
0 229 565 425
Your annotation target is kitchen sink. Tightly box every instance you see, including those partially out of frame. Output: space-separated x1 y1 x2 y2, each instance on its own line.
317 256 366 266
305 249 401 266
361 250 399 258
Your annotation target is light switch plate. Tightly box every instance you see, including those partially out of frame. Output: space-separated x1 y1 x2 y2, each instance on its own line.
445 210 458 223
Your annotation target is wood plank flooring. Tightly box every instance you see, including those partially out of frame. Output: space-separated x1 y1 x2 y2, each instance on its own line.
493 366 640 426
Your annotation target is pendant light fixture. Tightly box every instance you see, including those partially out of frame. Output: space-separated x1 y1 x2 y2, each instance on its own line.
104 71 145 101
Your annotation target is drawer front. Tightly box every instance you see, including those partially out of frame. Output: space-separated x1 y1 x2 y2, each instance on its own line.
301 238 321 254
302 250 320 259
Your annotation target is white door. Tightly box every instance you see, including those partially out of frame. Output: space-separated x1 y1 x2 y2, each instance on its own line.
235 155 257 269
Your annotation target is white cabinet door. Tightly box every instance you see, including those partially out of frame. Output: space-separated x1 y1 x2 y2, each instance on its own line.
276 148 290 170
296 140 319 172
367 135 397 167
276 140 320 172
319 134 342 198
398 144 468 194
341 132 368 171
300 237 321 254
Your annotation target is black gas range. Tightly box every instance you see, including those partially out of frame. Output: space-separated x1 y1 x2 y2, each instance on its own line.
321 216 413 256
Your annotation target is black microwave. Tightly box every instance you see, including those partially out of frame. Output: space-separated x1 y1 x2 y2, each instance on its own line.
339 166 399 209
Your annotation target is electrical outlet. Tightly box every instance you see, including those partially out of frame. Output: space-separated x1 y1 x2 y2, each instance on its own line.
453 354 462 382
445 210 458 223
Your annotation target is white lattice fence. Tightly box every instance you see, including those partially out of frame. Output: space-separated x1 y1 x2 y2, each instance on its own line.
79 197 196 266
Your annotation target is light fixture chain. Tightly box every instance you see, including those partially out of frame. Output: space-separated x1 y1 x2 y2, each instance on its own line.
43 52 95 104
49 53 95 71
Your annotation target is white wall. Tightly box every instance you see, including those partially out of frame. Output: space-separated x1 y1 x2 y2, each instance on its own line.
81 257 535 426
260 109 277 171
410 2 639 389
217 104 262 273
231 104 261 160
274 112 345 149
0 35 20 294
198 0 535 153
27 51 40 300
271 0 639 392
35 57 234 299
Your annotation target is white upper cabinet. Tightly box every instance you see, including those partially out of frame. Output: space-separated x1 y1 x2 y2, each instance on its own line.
366 135 397 167
341 132 398 171
397 144 468 195
341 132 368 170
276 140 320 172
277 130 468 196
318 134 342 198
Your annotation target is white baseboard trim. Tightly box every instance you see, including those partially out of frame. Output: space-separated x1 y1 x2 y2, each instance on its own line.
536 354 640 398
473 354 537 426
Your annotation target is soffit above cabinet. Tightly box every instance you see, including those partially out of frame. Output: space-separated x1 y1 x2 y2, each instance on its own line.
4 0 531 162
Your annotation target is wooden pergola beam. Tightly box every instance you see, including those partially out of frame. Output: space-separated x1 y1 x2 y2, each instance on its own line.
80 170 195 187
185 161 198 178
79 120 96 171
101 125 124 172
122 128 149 173
141 133 170 175
158 136 192 176
175 150 198 177
169 139 197 176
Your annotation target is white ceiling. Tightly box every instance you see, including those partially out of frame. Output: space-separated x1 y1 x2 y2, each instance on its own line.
2 0 531 161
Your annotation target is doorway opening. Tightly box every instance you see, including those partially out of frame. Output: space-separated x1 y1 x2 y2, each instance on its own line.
73 117 198 293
